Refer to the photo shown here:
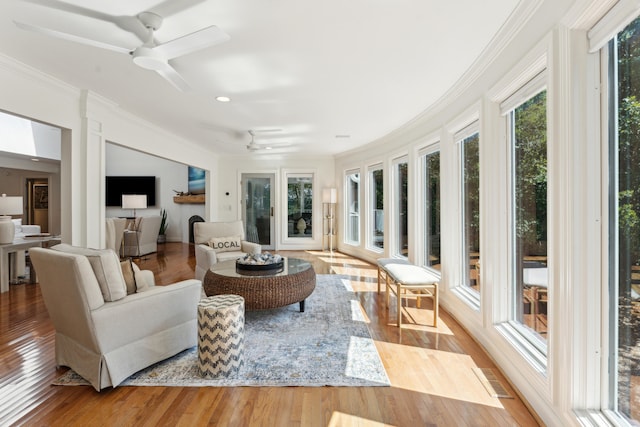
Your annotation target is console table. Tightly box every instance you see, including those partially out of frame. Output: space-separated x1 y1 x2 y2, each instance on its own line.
0 236 61 293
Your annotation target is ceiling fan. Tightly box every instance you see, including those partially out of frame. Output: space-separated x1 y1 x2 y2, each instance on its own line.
14 10 230 92
246 130 292 152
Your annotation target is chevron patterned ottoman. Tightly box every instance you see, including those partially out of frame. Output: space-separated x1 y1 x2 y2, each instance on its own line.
197 294 245 378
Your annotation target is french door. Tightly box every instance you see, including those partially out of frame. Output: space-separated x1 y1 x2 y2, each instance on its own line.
241 173 275 250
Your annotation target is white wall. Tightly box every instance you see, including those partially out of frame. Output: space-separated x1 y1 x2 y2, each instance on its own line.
0 55 337 249
216 154 335 250
105 143 205 243
0 53 220 247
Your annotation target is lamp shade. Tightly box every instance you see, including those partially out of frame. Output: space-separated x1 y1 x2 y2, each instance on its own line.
0 194 23 216
121 194 147 210
322 188 337 204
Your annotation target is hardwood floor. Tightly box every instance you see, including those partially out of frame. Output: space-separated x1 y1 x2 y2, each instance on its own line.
0 243 540 426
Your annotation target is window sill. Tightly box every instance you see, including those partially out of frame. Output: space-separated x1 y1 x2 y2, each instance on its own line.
495 322 547 375
452 285 480 311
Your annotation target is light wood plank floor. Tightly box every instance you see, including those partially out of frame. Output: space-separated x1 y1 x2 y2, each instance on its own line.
0 243 541 426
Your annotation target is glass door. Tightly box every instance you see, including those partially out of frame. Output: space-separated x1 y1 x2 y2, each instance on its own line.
26 178 49 233
242 173 275 250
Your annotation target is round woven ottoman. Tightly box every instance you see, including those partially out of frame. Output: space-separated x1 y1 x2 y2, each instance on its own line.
197 295 245 378
204 258 316 312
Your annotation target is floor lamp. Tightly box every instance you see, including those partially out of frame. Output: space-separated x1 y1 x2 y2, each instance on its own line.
121 194 147 259
322 188 337 252
0 194 23 244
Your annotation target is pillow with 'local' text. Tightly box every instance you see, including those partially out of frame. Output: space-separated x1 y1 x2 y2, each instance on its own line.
207 235 242 253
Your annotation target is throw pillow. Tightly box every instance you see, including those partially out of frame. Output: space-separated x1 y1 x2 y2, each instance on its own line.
121 259 137 295
131 262 150 292
207 235 242 253
51 244 127 302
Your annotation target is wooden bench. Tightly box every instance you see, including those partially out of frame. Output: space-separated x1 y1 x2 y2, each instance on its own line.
377 258 439 328
376 258 411 294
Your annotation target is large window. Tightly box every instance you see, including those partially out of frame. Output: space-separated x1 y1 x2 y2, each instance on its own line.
368 165 384 250
508 86 548 345
394 159 408 258
287 175 313 238
460 129 480 295
422 150 440 270
608 17 640 423
345 170 360 245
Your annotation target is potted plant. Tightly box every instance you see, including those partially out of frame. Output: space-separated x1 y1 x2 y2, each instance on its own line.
157 208 168 243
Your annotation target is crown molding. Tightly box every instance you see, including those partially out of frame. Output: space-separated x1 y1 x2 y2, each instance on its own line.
0 52 79 97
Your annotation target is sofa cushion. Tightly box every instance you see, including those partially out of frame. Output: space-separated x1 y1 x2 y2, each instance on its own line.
120 259 152 293
121 259 137 295
131 262 151 292
194 221 245 245
52 244 127 301
207 235 242 253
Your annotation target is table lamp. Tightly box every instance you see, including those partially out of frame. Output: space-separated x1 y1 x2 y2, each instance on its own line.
121 194 147 219
0 194 24 244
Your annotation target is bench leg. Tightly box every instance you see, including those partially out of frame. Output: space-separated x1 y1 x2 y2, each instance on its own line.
433 286 438 327
397 283 402 327
385 273 391 308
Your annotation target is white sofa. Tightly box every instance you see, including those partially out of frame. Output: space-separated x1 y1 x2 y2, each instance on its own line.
194 220 261 282
29 244 202 391
123 215 162 257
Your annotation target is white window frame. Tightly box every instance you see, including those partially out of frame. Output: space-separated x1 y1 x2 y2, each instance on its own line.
391 156 409 259
366 163 384 253
596 7 640 423
418 143 441 271
344 168 361 246
502 72 549 358
281 170 317 247
454 121 481 308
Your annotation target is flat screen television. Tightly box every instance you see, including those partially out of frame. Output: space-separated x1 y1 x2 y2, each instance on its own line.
106 176 156 207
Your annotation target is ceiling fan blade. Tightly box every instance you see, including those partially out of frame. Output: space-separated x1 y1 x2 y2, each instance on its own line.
156 64 190 92
253 142 292 147
21 0 148 41
151 0 207 19
23 0 114 22
154 26 230 60
14 20 131 54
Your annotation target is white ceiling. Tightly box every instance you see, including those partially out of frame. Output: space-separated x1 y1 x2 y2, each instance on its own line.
0 0 520 156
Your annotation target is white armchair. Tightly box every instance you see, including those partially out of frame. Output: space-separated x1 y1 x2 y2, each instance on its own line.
123 215 162 257
105 218 127 255
194 220 261 281
29 244 202 391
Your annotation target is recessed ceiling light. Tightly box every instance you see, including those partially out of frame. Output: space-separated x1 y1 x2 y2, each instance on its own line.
31 158 39 162
265 147 273 150
215 96 231 103
335 134 351 139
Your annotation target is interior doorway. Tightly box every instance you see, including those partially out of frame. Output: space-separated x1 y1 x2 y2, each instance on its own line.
241 173 275 250
26 178 48 233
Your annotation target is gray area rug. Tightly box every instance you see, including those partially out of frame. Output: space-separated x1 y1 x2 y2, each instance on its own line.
53 274 390 387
